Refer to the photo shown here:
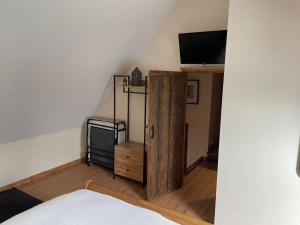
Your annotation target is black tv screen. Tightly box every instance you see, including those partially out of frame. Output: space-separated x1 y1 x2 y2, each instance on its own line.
179 30 227 64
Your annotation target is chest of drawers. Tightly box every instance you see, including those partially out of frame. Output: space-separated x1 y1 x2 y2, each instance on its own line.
114 142 144 183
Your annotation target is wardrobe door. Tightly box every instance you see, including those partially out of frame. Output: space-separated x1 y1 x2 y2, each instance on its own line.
147 71 187 199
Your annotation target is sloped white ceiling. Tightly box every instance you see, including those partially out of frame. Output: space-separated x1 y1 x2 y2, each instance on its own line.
0 0 177 144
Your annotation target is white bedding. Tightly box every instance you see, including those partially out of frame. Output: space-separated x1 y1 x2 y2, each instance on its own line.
2 190 179 225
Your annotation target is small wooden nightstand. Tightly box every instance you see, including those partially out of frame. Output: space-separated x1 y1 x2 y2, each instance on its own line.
114 141 144 183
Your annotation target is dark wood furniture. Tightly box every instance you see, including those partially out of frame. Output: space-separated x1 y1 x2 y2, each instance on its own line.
207 73 224 162
147 70 187 199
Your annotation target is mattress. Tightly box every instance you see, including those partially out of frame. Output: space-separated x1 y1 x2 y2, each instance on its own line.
2 190 179 225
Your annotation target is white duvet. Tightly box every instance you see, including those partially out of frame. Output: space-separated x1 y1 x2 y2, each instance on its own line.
2 190 179 225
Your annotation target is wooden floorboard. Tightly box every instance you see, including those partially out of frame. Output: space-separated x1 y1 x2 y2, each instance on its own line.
18 162 217 224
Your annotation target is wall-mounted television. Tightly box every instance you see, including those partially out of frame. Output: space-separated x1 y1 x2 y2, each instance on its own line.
179 30 227 65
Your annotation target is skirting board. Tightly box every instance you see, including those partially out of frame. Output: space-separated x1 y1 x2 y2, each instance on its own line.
0 158 84 191
185 157 204 175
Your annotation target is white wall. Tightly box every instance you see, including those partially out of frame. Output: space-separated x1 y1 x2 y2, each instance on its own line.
0 0 178 187
97 0 229 164
0 0 177 144
137 0 229 72
0 128 82 187
139 0 229 166
186 73 213 166
215 1 300 225
138 0 229 165
96 76 146 143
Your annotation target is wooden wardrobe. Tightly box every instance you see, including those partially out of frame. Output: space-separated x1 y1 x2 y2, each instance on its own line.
147 70 187 199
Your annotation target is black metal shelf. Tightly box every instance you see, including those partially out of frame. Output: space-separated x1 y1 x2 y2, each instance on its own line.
113 74 148 187
122 86 148 95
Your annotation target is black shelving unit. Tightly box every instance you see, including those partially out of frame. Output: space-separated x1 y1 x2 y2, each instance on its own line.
86 117 126 169
113 75 148 187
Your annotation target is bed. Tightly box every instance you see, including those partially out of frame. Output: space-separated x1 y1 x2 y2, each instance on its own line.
2 181 210 225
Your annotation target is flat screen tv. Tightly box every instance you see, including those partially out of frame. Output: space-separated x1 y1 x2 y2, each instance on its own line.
179 30 227 64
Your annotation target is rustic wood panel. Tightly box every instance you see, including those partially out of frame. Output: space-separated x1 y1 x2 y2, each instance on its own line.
168 74 187 190
158 76 171 196
147 71 187 200
147 76 161 199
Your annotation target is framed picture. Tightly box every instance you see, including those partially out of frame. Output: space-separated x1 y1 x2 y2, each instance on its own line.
186 80 199 104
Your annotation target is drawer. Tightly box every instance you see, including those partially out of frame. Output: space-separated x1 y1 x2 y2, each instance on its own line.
115 149 143 164
115 165 143 182
114 141 144 183
115 143 143 160
114 156 143 171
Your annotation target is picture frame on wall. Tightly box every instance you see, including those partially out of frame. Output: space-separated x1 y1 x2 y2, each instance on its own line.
186 80 199 104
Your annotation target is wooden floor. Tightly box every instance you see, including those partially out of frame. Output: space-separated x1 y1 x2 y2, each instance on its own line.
18 162 217 224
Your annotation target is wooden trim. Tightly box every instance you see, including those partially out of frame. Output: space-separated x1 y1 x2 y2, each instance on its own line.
85 180 212 225
0 158 84 191
184 123 189 172
149 70 186 77
181 65 224 73
185 157 204 175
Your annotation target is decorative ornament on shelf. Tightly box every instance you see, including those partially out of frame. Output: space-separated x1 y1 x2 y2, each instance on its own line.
131 67 142 86
122 77 128 86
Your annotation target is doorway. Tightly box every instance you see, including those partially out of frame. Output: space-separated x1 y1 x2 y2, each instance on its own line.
183 67 224 223
184 69 224 173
